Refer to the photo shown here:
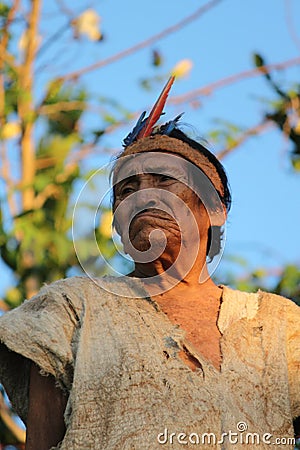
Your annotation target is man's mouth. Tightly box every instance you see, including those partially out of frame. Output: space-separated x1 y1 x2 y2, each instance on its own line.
132 208 172 221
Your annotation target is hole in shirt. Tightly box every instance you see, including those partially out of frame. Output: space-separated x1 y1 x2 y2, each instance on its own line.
163 350 170 359
179 345 203 372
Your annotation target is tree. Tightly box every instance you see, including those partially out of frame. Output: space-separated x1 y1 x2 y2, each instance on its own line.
212 53 300 305
0 1 115 444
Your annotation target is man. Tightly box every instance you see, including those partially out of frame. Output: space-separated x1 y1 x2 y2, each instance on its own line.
0 78 299 449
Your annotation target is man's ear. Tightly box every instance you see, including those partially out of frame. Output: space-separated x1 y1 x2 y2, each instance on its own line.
209 205 227 227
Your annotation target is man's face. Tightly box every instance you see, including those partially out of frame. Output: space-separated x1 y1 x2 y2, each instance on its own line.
113 152 213 262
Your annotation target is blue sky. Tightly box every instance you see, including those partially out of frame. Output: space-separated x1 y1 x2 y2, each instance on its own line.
57 0 300 279
1 0 300 294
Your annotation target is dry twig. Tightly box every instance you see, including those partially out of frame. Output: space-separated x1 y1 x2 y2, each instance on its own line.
217 120 273 160
18 0 41 211
170 57 300 106
62 0 223 81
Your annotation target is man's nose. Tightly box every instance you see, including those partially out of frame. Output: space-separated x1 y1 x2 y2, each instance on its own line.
134 188 160 210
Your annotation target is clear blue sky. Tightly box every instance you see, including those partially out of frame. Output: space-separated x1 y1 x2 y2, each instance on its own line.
1 0 300 294
57 0 300 280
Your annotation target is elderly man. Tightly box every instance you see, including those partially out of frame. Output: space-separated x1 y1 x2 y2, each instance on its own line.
0 78 299 449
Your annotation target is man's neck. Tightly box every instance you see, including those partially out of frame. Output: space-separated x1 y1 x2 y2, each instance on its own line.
131 244 214 294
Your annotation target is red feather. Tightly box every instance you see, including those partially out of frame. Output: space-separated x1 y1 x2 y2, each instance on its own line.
137 76 175 139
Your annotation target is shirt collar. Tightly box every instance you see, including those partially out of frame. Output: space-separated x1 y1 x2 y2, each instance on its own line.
217 285 259 334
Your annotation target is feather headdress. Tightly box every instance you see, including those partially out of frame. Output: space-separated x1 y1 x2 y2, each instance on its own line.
123 76 183 147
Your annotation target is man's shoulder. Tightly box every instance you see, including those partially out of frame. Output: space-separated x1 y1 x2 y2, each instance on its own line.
39 275 100 297
256 288 300 314
222 284 299 310
219 285 300 331
38 275 151 308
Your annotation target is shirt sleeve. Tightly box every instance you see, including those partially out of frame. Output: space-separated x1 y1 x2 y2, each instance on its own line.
0 278 83 423
286 299 300 419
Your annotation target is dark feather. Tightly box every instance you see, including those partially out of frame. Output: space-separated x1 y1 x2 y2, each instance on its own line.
123 111 147 147
159 112 184 135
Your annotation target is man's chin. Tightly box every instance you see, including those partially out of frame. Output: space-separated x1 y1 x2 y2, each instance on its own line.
122 227 180 260
129 231 161 253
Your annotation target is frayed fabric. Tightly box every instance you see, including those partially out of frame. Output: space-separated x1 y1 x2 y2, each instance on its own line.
0 276 299 449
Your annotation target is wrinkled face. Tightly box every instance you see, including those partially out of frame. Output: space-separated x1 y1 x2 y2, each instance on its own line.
113 152 214 263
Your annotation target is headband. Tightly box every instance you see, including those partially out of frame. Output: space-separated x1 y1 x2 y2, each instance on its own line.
120 135 224 196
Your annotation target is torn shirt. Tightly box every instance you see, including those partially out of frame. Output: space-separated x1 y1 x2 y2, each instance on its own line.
0 276 299 449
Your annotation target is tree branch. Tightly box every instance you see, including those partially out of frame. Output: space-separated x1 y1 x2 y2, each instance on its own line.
0 391 26 443
62 0 223 81
18 0 41 211
170 57 300 106
38 100 86 115
0 299 10 312
0 1 20 218
217 120 273 160
284 0 300 54
0 0 20 71
0 0 20 125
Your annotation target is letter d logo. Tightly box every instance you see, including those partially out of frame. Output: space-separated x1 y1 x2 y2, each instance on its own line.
157 428 168 444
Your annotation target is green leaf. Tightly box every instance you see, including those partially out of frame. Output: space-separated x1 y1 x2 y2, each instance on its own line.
0 2 10 18
253 53 265 68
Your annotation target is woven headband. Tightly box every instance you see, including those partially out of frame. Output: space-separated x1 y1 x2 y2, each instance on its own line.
119 135 224 196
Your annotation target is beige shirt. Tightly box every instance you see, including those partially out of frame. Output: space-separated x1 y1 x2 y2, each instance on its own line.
0 276 299 449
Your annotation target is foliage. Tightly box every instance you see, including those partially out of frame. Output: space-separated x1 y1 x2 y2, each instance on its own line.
0 0 114 309
0 1 113 443
221 261 300 306
253 53 300 171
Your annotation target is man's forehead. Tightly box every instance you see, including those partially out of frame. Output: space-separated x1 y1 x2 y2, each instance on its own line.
114 152 189 183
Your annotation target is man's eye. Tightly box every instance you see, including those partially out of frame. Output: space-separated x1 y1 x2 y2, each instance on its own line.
159 175 175 182
121 186 135 195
